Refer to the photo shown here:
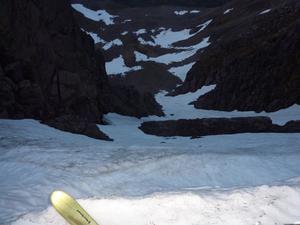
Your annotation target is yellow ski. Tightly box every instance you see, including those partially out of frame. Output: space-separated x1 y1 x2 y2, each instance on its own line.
50 190 99 225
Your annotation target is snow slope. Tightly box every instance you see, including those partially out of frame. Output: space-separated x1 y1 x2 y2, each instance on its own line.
12 183 300 225
2 86 300 224
1 3 300 224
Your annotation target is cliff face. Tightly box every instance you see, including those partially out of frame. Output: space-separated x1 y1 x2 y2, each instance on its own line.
72 0 229 8
0 0 163 139
172 0 300 112
0 0 107 122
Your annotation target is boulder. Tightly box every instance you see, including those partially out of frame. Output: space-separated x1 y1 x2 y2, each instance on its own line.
280 120 300 133
139 117 300 138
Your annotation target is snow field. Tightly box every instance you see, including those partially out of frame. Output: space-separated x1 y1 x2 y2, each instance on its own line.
12 184 300 225
1 85 300 224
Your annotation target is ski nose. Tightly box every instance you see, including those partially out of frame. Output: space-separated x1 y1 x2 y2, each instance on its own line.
50 190 100 225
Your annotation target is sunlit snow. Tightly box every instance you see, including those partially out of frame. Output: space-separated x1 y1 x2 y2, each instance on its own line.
12 184 300 225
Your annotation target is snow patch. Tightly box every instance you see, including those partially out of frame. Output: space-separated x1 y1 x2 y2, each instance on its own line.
151 28 193 48
71 4 118 25
190 10 201 14
135 37 211 65
103 39 123 50
174 10 189 16
138 37 156 46
134 29 147 36
224 8 234 14
196 19 213 32
174 10 200 15
122 19 132 24
146 20 211 49
259 9 272 15
81 30 106 44
168 62 195 81
106 55 142 75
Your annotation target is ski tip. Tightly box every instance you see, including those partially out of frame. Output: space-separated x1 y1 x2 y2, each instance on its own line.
50 190 67 206
50 190 99 225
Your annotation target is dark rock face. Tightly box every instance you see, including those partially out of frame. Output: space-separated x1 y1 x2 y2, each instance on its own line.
109 62 182 94
0 0 106 122
72 0 229 8
278 120 300 133
139 117 300 138
171 0 300 112
0 0 163 139
102 84 164 118
43 115 113 141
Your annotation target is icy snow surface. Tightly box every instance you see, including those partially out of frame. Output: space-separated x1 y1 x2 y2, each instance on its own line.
1 85 300 224
71 4 117 25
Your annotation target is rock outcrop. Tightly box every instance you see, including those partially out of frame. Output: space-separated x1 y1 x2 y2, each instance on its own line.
171 0 300 112
72 0 229 8
42 115 113 141
102 84 164 118
0 0 163 139
139 117 300 138
109 62 182 94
